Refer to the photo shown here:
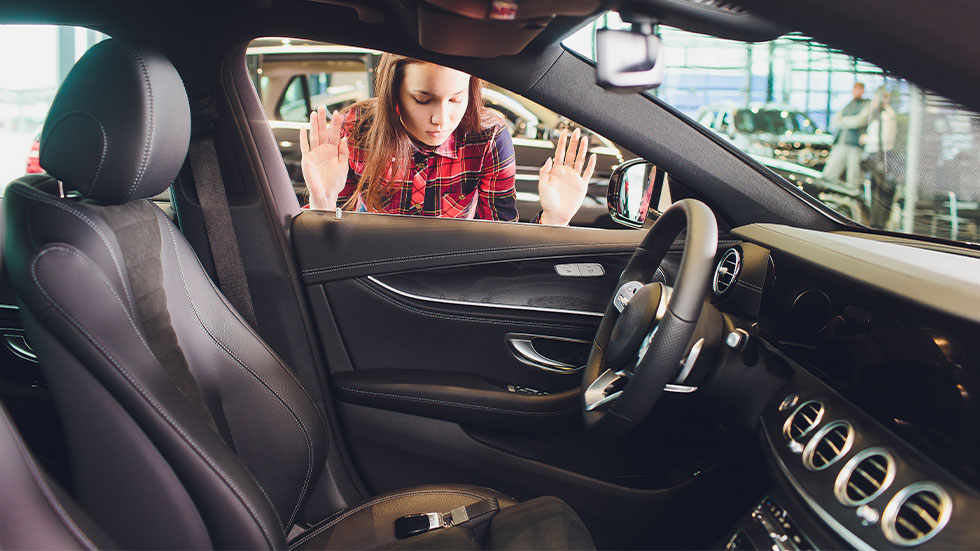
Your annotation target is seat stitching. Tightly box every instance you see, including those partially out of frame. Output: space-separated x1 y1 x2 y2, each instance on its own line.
166 204 328 439
4 413 99 549
127 49 154 201
165 222 313 530
32 245 159 365
29 247 279 548
37 111 108 196
8 184 136 315
289 489 492 548
300 241 640 276
355 279 589 332
334 382 578 417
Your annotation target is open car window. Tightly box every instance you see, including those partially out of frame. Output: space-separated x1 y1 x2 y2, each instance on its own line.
246 37 646 228
566 16 980 244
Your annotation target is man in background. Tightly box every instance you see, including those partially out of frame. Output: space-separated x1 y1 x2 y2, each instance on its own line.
862 87 898 228
822 82 872 190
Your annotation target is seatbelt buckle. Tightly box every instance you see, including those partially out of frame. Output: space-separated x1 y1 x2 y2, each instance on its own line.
394 512 445 539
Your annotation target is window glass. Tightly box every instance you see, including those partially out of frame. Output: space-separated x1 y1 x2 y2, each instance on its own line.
247 38 640 227
278 75 310 122
565 17 980 243
0 26 106 194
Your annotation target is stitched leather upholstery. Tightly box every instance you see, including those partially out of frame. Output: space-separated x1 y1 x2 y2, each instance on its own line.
6 40 324 549
2 38 594 550
39 40 189 205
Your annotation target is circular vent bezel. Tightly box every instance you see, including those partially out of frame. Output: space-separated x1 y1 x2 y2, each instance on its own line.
712 248 742 296
782 399 825 442
834 447 896 506
802 420 854 471
882 482 952 546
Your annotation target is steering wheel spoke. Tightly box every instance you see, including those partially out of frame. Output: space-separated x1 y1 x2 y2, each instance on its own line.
581 199 718 439
584 368 630 412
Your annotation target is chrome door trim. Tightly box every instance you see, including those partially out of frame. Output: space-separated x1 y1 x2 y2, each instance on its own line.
365 275 605 317
3 332 37 363
504 333 590 373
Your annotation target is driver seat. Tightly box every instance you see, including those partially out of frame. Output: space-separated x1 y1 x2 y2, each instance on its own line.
3 39 594 550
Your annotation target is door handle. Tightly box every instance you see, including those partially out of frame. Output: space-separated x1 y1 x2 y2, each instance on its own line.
4 333 37 363
504 333 589 373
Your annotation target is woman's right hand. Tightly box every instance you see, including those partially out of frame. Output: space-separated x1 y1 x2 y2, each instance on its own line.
300 105 350 210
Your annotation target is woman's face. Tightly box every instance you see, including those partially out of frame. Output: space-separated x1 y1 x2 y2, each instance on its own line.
398 62 470 147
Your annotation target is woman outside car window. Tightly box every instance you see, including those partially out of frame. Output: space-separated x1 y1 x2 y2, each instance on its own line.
300 53 595 225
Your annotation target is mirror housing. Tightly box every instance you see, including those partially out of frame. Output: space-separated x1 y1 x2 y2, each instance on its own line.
607 159 664 228
595 25 665 91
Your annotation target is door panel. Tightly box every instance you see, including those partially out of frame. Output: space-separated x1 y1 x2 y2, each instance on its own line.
290 210 758 546
291 213 649 430
291 210 694 432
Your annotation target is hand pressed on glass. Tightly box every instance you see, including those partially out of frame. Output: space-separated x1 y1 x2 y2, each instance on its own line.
539 127 597 226
299 106 349 211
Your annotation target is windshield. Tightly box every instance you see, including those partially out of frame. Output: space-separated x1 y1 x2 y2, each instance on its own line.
564 16 980 243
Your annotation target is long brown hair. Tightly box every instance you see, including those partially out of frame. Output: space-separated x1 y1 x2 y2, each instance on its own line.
342 54 489 212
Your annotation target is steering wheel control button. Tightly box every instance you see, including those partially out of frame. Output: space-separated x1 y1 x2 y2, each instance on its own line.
605 283 666 369
856 504 880 526
554 263 605 277
725 329 749 350
613 280 644 312
779 394 799 412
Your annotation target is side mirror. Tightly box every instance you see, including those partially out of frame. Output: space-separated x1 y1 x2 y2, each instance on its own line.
607 159 666 228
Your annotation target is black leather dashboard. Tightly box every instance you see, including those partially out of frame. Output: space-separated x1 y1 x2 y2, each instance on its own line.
719 224 980 550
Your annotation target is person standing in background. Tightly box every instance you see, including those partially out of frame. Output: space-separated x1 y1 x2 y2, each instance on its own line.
822 82 872 190
861 88 898 228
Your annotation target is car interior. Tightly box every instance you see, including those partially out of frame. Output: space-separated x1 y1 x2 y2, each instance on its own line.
1 0 980 550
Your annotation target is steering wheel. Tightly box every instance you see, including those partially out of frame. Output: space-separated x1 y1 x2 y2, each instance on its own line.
581 199 718 439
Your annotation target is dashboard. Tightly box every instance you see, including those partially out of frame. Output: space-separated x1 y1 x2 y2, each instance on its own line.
712 224 980 550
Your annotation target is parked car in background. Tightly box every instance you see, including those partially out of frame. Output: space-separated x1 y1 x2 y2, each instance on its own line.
246 37 627 226
696 103 833 170
25 131 42 174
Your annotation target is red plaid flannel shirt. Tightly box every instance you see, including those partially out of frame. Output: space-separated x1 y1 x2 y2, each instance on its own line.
336 106 519 221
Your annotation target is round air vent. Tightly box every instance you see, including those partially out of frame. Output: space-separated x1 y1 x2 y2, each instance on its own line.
782 399 824 442
835 448 896 506
803 421 853 471
883 483 952 546
712 248 741 296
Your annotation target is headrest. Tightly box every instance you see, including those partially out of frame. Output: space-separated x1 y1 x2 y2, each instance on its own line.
39 40 190 204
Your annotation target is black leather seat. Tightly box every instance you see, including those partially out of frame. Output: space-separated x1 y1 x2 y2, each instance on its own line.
2 39 594 550
0 400 116 550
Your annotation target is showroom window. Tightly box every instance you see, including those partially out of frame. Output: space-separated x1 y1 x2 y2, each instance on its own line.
0 26 106 193
565 16 980 242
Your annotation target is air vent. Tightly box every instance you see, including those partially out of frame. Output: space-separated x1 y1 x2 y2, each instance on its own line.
803 421 853 471
835 448 896 506
712 248 741 296
782 400 824 442
883 483 952 546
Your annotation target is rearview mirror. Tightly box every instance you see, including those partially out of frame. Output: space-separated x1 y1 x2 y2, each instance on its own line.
607 159 665 228
595 26 665 91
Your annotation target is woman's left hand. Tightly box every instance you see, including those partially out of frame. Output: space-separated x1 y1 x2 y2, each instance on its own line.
538 128 597 226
